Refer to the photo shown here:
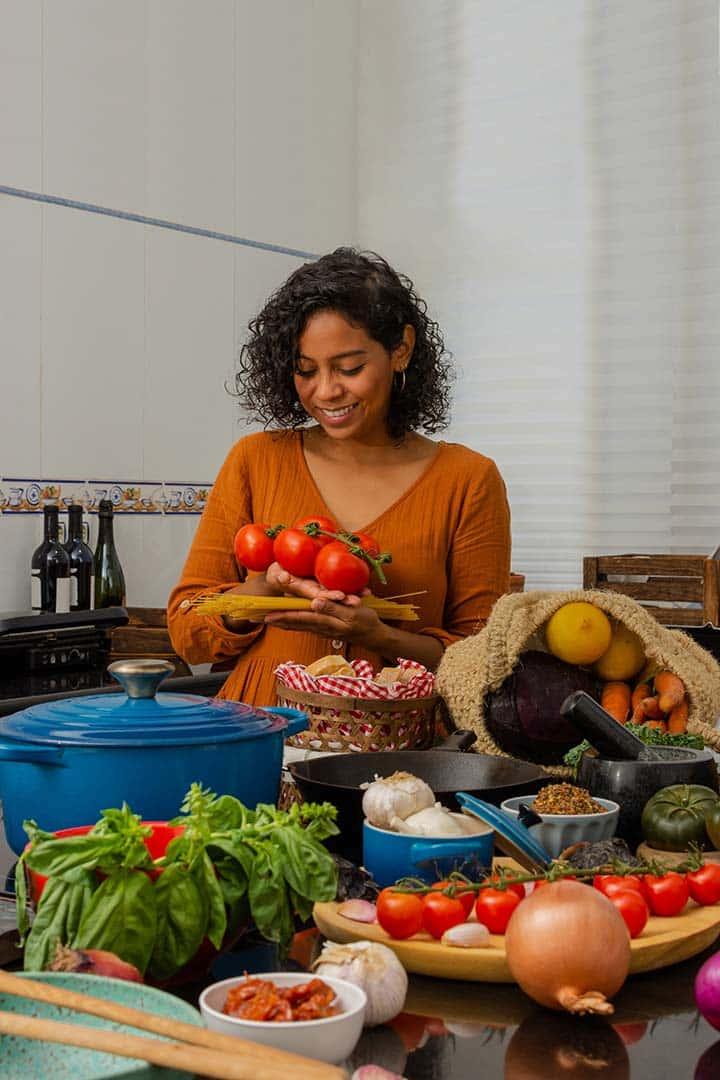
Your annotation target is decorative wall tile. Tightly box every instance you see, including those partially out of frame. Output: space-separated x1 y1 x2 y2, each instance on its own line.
0 478 211 515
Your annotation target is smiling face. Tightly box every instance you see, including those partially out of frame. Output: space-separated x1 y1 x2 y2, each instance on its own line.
294 310 413 444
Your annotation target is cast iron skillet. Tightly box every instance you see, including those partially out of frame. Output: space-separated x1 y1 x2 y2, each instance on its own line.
287 731 550 862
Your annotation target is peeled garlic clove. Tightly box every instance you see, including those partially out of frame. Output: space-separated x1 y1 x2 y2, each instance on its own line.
440 922 490 948
338 899 378 923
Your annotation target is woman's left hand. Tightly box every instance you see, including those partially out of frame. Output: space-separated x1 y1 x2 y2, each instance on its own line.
263 592 384 649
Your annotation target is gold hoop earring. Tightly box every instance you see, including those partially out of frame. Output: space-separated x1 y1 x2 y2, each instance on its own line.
395 369 406 393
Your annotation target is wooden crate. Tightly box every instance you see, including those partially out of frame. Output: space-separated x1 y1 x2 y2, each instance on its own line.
583 554 720 627
108 606 191 677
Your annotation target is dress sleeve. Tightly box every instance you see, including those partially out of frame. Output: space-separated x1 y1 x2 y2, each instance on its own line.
419 458 511 649
167 441 265 665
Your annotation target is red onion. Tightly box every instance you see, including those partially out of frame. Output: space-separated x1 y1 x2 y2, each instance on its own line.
50 943 143 983
695 951 720 1030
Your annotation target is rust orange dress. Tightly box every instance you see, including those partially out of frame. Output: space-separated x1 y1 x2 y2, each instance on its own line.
167 431 511 706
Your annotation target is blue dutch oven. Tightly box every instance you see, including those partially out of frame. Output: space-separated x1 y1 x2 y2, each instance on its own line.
0 659 307 854
363 820 495 889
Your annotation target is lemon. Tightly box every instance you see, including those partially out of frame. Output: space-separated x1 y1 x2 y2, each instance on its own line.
544 602 613 666
593 621 646 681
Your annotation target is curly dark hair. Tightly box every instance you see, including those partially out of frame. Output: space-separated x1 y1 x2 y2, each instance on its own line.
233 247 453 441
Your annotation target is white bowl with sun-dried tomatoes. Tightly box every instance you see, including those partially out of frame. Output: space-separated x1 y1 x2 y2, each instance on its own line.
198 970 366 1065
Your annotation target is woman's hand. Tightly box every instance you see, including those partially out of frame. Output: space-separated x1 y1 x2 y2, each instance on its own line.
261 562 383 648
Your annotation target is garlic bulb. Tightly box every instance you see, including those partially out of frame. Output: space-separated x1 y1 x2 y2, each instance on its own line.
391 805 487 838
361 771 435 829
312 940 408 1026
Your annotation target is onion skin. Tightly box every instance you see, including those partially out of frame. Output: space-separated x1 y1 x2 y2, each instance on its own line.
695 951 720 1030
504 881 630 1015
49 943 144 983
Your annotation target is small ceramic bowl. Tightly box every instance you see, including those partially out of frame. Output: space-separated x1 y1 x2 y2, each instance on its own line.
198 971 366 1066
500 795 620 858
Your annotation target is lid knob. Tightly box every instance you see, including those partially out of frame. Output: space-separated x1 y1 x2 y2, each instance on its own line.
107 659 175 699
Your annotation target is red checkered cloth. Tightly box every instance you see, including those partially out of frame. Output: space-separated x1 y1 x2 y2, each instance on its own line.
274 657 435 699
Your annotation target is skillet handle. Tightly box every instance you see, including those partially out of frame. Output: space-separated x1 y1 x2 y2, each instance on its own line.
0 742 66 766
435 729 477 752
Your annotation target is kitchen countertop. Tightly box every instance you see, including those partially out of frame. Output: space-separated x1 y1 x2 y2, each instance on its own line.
171 926 719 1079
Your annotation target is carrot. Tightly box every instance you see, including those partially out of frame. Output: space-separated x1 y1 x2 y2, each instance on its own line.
632 695 663 723
667 697 689 735
601 681 632 724
631 682 651 713
644 719 668 733
654 671 685 714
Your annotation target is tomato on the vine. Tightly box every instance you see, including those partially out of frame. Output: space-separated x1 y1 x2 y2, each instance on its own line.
376 888 424 939
272 528 320 578
607 889 649 939
349 531 381 557
686 863 720 906
294 516 337 548
431 880 475 918
314 541 370 594
421 891 467 939
482 874 526 901
474 887 522 934
594 874 644 899
233 523 275 572
641 871 689 917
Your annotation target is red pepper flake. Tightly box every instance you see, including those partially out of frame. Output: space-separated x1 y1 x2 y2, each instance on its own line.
533 783 607 816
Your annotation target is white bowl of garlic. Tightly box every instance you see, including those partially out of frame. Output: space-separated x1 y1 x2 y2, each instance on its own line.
360 771 494 888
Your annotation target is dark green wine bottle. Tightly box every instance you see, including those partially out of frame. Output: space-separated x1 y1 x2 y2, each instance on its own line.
93 499 126 608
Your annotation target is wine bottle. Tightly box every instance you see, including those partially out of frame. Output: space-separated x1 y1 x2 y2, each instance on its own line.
64 503 95 611
31 504 71 613
93 499 126 608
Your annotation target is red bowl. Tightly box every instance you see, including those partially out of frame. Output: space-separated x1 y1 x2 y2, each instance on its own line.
26 821 246 986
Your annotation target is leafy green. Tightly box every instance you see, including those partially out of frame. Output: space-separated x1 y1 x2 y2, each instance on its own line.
19 783 339 978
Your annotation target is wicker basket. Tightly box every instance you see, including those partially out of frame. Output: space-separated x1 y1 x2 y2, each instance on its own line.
276 680 439 753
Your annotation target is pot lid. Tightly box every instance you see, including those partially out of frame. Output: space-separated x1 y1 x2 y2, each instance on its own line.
0 660 293 748
455 792 552 872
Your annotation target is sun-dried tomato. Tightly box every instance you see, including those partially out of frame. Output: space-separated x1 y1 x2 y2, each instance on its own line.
222 976 341 1022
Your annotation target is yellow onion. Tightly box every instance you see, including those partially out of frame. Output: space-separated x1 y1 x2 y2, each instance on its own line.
504 881 630 1015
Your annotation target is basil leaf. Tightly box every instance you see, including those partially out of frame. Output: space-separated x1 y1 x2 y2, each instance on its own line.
25 835 122 880
288 886 314 924
197 852 227 951
248 846 293 947
212 854 249 908
14 854 30 943
206 795 246 832
147 864 207 982
24 878 90 972
276 826 338 902
75 870 157 974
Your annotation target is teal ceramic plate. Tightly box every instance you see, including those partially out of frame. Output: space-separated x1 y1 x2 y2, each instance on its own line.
0 972 202 1079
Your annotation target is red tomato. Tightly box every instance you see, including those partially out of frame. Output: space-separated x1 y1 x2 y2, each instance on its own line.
607 888 649 939
431 880 475 918
376 888 424 940
483 874 526 901
349 531 381 557
272 528 320 578
532 875 576 891
641 871 690 917
474 887 522 934
686 863 720 906
612 1021 648 1046
594 874 644 899
233 523 275 572
294 516 338 548
421 892 467 939
314 541 370 594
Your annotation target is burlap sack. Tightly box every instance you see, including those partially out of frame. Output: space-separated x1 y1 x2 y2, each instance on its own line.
436 589 720 773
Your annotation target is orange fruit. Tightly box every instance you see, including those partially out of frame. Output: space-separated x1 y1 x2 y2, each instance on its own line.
544 602 613 666
593 622 646 680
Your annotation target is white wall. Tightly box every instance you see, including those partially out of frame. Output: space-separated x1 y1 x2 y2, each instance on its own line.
0 0 357 611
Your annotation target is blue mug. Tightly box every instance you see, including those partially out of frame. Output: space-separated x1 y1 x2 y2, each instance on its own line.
363 821 494 889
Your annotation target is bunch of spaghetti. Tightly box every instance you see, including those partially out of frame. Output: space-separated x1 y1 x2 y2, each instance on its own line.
189 592 419 623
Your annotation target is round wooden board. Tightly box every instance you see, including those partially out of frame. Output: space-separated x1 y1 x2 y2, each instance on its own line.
313 899 720 983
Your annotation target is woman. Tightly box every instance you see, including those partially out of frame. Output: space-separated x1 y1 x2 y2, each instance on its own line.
167 248 511 704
